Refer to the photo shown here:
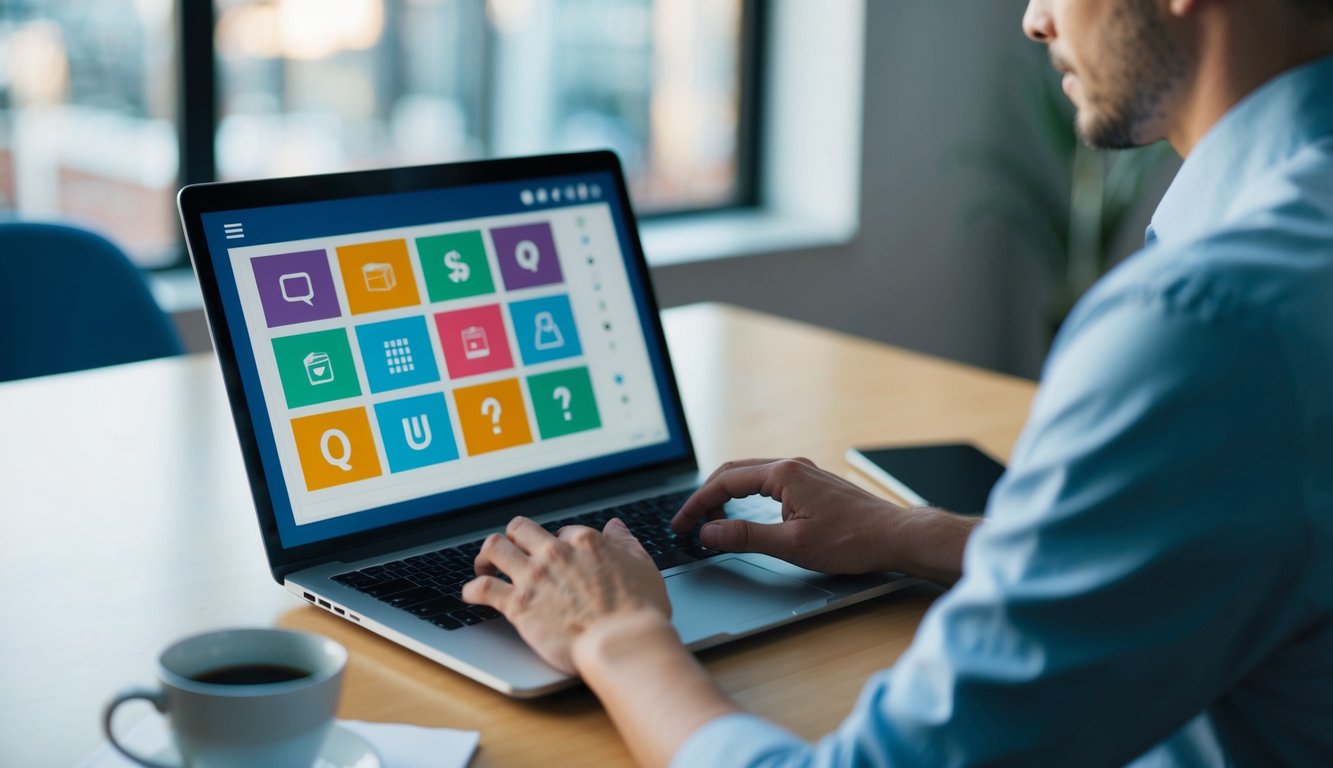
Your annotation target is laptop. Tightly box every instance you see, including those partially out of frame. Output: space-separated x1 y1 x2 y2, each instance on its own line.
178 151 914 697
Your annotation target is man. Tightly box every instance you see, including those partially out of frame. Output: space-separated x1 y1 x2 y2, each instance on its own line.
463 0 1333 764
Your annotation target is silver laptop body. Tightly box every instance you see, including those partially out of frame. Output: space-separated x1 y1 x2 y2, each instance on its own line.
179 151 913 697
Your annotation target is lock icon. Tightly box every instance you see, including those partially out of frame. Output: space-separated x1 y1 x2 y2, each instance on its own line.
533 311 564 351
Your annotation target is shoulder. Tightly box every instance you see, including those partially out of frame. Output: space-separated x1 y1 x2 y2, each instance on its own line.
1054 178 1333 379
1021 199 1330 540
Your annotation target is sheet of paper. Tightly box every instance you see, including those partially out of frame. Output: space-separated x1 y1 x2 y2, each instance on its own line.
83 714 479 768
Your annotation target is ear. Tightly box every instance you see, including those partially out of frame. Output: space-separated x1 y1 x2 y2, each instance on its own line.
1169 0 1203 18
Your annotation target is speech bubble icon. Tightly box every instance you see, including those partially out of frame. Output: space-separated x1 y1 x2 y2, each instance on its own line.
279 272 315 306
320 428 353 471
514 240 541 273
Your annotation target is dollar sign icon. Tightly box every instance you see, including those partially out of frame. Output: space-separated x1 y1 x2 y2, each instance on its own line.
444 250 470 284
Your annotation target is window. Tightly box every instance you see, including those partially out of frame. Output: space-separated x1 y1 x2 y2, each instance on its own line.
1 0 759 268
0 0 180 266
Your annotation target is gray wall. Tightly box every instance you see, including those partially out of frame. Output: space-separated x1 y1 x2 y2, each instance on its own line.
651 0 1166 379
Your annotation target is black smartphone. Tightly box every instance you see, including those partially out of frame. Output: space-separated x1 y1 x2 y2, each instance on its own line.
845 443 1006 516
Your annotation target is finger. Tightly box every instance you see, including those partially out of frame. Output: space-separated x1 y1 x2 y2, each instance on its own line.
701 458 789 486
669 499 728 534
672 460 779 533
672 460 800 533
603 518 650 558
462 574 514 609
698 519 793 560
555 524 598 543
669 491 722 533
504 516 556 555
475 532 531 577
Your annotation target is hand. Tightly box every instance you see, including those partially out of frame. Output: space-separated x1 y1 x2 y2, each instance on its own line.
462 516 673 675
672 458 979 583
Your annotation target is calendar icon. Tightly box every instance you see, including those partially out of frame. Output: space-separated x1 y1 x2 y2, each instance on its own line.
383 338 415 375
461 326 490 360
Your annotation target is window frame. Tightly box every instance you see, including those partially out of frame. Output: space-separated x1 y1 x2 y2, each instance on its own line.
168 0 766 271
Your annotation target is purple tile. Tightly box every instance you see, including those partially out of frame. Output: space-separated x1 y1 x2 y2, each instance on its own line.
492 222 564 291
252 250 342 328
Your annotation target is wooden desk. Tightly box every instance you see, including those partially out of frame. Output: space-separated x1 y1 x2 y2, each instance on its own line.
0 303 1035 766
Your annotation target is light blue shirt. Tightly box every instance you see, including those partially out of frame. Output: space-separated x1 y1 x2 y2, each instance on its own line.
674 54 1333 767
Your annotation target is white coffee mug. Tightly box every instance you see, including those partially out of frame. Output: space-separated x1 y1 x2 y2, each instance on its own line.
102 628 347 768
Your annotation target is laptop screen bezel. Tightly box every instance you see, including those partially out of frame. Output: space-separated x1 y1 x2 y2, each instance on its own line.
178 151 698 580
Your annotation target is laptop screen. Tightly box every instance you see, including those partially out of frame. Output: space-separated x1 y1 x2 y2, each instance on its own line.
197 167 688 548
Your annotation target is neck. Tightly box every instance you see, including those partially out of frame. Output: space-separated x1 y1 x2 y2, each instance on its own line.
1166 6 1333 156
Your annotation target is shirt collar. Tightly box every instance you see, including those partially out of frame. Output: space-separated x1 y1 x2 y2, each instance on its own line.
1146 53 1333 247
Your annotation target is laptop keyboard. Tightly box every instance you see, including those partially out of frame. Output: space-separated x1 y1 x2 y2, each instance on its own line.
331 489 721 631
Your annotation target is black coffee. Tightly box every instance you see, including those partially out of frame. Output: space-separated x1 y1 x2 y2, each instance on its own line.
190 664 312 686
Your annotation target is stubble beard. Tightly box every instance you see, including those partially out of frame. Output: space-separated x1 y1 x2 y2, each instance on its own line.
1074 0 1193 149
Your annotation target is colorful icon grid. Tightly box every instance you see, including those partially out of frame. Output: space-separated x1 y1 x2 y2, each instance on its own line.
253 219 603 492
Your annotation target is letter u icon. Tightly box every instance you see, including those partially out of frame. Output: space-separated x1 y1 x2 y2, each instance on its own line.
402 414 433 451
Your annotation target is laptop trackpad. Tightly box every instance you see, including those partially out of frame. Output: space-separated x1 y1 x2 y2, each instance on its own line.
667 558 832 645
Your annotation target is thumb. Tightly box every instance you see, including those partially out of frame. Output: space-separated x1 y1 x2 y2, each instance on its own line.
603 517 646 553
699 519 790 559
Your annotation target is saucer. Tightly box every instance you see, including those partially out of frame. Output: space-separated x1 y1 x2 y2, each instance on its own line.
316 726 382 768
148 724 381 768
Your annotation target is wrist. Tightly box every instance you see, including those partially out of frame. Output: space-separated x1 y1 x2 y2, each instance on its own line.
571 608 739 768
887 506 979 586
571 608 679 677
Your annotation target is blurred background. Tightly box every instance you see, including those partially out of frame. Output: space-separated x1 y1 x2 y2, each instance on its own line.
0 0 1177 378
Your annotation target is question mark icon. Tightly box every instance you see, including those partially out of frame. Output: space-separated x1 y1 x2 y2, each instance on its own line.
481 397 502 434
552 386 572 421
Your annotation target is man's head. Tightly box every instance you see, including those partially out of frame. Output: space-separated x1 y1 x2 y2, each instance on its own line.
1023 0 1333 150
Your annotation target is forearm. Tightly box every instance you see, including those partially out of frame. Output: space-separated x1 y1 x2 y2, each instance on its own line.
574 611 740 768
889 507 981 587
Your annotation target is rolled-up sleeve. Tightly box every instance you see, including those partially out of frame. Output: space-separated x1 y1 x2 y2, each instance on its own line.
671 714 807 768
669 279 1309 767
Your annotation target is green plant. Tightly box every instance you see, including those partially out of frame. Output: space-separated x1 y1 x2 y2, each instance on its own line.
945 52 1175 336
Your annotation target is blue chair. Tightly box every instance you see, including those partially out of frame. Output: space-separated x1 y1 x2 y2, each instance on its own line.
0 222 184 381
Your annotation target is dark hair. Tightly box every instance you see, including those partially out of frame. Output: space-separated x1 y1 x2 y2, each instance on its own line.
1292 0 1333 16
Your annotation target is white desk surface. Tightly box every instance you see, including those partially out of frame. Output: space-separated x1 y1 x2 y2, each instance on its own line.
0 352 295 765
